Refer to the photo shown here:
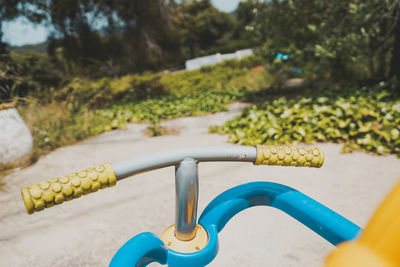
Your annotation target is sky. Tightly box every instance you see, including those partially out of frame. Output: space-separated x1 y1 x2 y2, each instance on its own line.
2 0 242 46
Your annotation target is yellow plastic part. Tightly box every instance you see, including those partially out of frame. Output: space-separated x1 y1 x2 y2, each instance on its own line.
160 224 208 253
21 163 116 214
254 145 324 167
323 180 400 267
324 242 393 267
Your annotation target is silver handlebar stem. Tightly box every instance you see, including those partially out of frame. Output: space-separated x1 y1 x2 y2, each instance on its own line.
175 158 199 241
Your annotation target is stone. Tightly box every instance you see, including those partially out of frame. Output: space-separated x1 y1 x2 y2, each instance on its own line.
0 108 33 169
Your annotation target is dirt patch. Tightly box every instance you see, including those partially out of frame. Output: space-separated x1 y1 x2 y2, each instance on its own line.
142 124 182 137
0 101 16 111
251 65 264 74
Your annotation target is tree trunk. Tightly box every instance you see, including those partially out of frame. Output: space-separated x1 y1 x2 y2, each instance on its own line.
0 27 8 54
390 12 400 82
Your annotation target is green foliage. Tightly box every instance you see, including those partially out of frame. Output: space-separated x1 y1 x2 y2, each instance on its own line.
171 0 237 58
0 56 18 102
161 59 255 95
247 0 400 86
1 50 262 105
18 99 112 158
44 0 179 72
54 57 261 108
0 52 70 102
55 74 166 110
8 42 47 54
234 0 269 43
260 59 301 89
2 0 260 77
4 0 398 88
211 83 400 156
96 87 248 128
17 57 262 157
147 122 164 137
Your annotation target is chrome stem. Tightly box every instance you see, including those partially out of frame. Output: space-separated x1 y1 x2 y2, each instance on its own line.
174 158 199 241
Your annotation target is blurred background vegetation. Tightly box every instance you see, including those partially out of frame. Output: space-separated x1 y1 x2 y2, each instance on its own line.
0 0 400 161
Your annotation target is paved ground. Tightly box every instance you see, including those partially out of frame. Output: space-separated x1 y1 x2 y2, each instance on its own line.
1 102 399 266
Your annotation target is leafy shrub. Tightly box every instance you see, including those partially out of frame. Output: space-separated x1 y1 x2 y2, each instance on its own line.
19 86 252 158
211 83 400 157
1 52 70 100
53 56 261 109
0 61 19 103
146 123 164 137
160 56 262 95
94 87 249 131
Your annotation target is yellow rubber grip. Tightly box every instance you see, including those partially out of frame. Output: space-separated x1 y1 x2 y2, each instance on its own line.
254 145 324 167
21 163 117 214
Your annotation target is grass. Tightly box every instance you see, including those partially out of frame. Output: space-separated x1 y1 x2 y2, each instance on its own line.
16 58 264 160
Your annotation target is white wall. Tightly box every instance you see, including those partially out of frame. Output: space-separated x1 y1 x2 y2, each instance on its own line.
185 49 253 70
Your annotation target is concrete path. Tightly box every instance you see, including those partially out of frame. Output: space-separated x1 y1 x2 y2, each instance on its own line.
1 102 399 267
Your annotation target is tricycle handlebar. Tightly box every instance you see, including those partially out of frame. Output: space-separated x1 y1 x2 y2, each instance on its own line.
21 145 324 214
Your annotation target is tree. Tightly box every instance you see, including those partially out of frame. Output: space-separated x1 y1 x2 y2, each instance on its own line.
242 0 400 85
234 0 269 43
0 0 18 55
0 0 48 55
389 2 400 82
0 32 7 54
171 0 236 58
0 0 179 74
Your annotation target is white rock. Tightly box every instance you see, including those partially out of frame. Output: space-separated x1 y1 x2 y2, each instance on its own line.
0 108 33 167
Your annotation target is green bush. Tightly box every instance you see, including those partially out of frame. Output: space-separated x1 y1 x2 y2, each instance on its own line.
53 56 261 108
211 83 400 156
1 52 70 100
94 87 249 131
160 56 262 95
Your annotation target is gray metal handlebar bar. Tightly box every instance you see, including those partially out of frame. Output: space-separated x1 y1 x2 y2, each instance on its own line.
113 146 257 180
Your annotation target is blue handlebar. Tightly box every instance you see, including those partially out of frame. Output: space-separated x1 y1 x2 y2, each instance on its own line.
200 181 360 245
110 182 361 267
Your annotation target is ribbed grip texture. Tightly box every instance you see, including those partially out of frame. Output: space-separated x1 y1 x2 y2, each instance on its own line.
254 145 324 168
21 163 116 214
